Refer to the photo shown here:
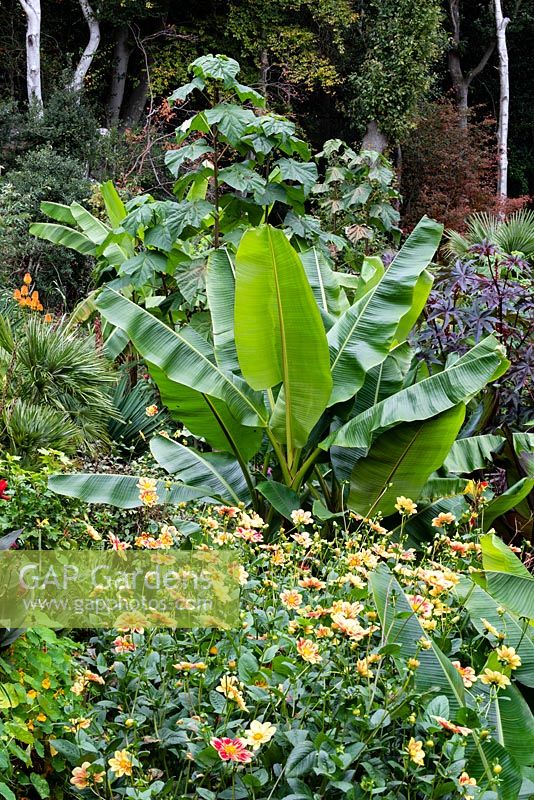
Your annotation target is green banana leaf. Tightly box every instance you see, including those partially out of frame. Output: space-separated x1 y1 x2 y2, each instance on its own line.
443 434 505 473
64 290 98 331
480 533 534 619
149 364 262 462
94 288 268 428
40 201 77 226
150 435 249 503
299 247 348 317
101 180 128 227
29 222 97 255
206 248 240 372
371 564 532 792
418 476 469 501
70 202 111 244
235 225 332 450
458 576 534 688
256 480 300 519
393 269 433 345
370 563 466 712
323 335 509 450
352 256 385 301
48 473 210 509
352 342 414 416
466 739 521 800
349 405 466 517
472 676 534 771
327 216 443 406
483 478 534 529
333 271 362 290
103 326 129 360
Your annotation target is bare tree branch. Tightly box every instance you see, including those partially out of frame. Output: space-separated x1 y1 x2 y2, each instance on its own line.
466 40 496 84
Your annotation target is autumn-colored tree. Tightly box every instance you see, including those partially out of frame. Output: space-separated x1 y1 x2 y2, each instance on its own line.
400 98 496 231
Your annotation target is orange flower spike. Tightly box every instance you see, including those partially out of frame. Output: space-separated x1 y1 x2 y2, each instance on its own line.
13 289 21 300
23 272 32 285
31 290 39 302
20 285 29 297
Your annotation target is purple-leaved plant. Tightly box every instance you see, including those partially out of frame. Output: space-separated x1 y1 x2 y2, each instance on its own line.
413 244 533 429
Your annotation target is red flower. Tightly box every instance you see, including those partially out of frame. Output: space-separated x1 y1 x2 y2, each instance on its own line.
0 480 10 501
211 737 253 763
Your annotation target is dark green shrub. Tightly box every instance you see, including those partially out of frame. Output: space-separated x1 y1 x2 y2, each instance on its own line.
0 148 92 309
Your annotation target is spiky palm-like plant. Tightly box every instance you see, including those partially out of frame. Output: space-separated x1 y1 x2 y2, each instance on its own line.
0 313 117 456
444 209 534 259
108 372 167 454
444 209 534 258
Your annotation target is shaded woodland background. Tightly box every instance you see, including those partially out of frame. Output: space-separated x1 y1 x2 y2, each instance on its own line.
1 0 534 304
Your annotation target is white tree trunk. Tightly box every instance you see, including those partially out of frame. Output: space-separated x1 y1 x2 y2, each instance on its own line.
18 0 43 115
495 0 510 204
361 120 388 153
69 0 100 94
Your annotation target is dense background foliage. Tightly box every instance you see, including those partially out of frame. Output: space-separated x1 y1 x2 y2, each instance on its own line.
1 1 534 290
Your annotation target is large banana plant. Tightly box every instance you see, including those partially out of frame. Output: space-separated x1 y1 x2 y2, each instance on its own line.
29 181 135 275
49 217 510 519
